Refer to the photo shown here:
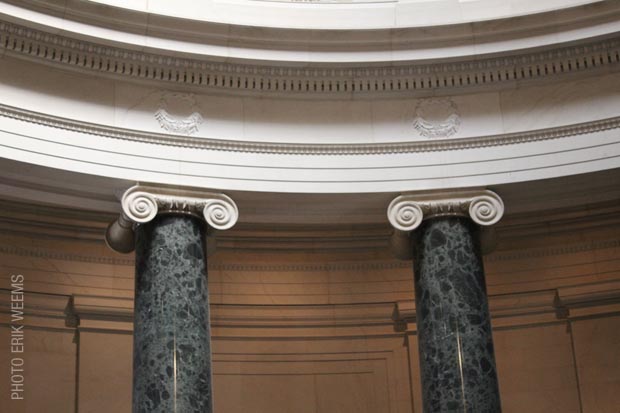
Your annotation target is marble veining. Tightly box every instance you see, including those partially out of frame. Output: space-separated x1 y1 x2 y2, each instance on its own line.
413 218 501 413
134 215 213 413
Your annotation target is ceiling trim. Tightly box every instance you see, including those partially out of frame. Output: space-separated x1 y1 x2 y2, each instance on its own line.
2 103 620 156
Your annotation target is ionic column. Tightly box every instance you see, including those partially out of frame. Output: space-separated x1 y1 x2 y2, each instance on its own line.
388 190 504 413
105 185 239 413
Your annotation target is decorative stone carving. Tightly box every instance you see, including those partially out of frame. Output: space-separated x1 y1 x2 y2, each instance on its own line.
203 198 239 230
387 199 424 232
2 20 618 99
121 185 238 229
123 190 158 223
412 98 460 138
154 93 203 136
106 185 238 253
387 189 504 231
469 194 504 226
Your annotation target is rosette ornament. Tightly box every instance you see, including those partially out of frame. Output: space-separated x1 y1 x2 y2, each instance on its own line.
105 185 239 253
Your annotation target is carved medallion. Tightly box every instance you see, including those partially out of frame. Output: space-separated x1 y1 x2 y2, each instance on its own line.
154 92 203 136
413 98 460 138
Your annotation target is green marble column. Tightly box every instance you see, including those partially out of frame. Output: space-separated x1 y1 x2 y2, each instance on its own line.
413 217 501 413
133 215 213 413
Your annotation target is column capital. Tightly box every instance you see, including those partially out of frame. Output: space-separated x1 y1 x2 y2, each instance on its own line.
105 185 238 253
387 189 504 232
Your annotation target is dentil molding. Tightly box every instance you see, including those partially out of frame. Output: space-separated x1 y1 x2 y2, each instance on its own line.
105 185 238 253
1 19 619 98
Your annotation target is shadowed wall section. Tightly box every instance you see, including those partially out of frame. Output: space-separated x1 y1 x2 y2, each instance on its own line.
1 207 620 413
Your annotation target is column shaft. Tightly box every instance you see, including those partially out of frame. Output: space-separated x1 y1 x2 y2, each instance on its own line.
133 215 213 413
413 217 501 412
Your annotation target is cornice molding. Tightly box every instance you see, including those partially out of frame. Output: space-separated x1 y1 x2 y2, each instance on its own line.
2 103 620 156
554 280 620 319
3 285 618 335
394 289 568 330
0 290 74 330
5 1 620 54
1 20 620 98
395 283 620 330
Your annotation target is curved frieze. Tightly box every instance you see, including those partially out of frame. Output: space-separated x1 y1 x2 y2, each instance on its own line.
0 20 619 98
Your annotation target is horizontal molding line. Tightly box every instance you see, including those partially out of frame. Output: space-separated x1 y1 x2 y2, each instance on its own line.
1 238 619 270
0 244 408 271
2 103 620 156
0 20 620 97
486 239 620 262
0 244 133 266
